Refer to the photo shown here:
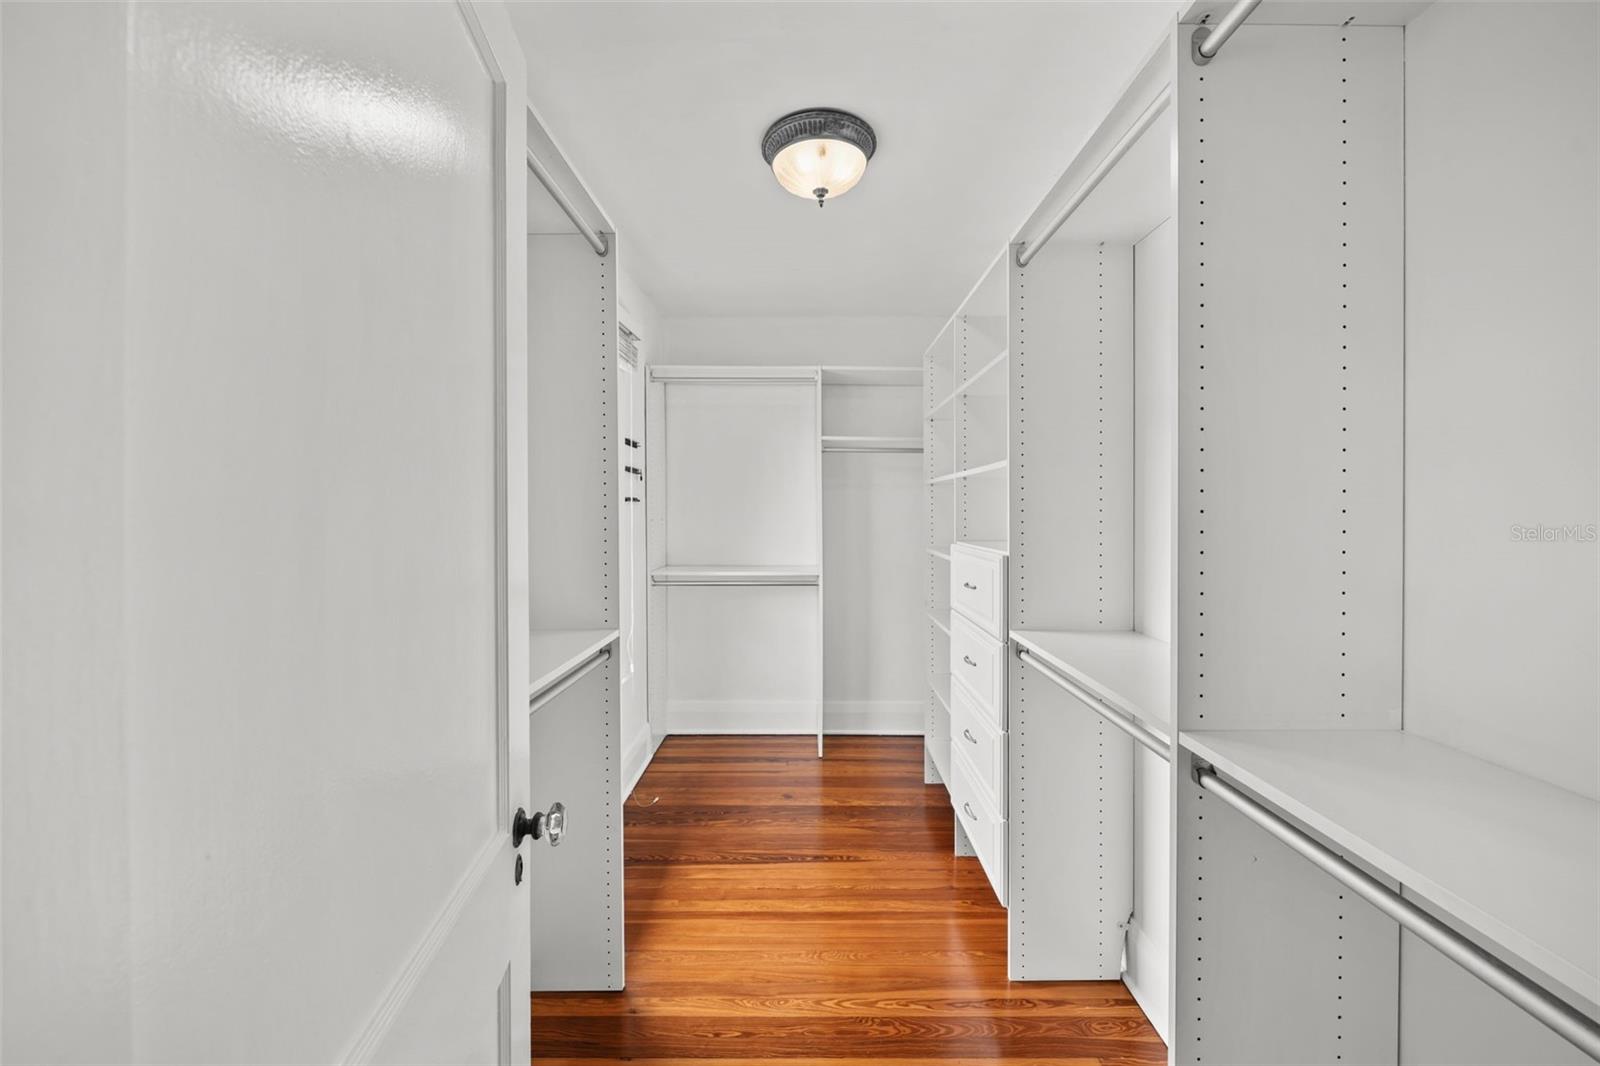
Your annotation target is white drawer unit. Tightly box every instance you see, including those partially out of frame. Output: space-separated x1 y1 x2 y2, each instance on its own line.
950 610 1004 727
951 680 1004 816
950 743 1007 905
951 543 1006 638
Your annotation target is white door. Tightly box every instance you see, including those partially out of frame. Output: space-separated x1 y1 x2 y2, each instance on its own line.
1 3 531 1063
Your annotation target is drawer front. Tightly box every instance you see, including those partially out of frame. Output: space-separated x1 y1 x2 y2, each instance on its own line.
950 681 1004 816
950 612 1004 728
951 545 1005 638
950 746 1006 905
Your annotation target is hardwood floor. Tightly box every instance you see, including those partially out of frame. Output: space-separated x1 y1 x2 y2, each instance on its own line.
531 735 1166 1065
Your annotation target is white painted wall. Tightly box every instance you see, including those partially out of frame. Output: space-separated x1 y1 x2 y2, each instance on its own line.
665 315 941 368
1402 0 1598 801
1127 217 1176 1043
1401 6 1598 1061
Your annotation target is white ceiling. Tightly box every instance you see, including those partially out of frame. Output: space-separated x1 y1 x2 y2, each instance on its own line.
508 2 1182 318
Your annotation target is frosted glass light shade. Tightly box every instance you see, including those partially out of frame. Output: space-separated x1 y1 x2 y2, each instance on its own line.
770 138 869 204
761 109 877 207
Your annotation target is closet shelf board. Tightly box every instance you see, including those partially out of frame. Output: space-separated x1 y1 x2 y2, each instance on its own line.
820 366 922 387
925 349 1009 418
927 548 952 562
929 612 951 638
955 539 1009 555
650 565 819 586
928 460 1008 484
649 365 818 383
1011 629 1172 742
529 628 618 702
821 435 923 453
929 673 952 715
1182 728 1600 1008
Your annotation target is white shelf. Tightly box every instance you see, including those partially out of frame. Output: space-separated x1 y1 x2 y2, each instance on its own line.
820 365 922 387
1181 728 1600 1008
928 459 1008 484
955 539 1009 555
927 548 951 562
925 349 1009 419
929 673 952 715
1011 629 1171 743
650 565 819 586
529 628 618 702
650 365 818 384
821 435 922 453
929 612 951 637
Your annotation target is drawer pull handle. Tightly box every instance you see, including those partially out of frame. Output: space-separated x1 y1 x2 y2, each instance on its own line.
962 582 978 590
962 655 977 667
962 728 978 744
962 802 977 821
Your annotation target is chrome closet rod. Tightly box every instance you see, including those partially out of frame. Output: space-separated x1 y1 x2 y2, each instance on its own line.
1192 0 1265 63
1193 762 1600 1062
529 647 612 715
525 148 609 258
1015 648 1170 760
821 446 924 454
650 579 819 587
1014 85 1173 268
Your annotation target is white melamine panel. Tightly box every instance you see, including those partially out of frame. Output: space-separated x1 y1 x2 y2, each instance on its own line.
529 233 615 631
1176 25 1404 732
950 612 1005 727
529 661 621 991
1126 744 1171 1045
951 543 1006 638
950 745 1007 906
1175 764 1399 1065
2 3 532 1061
951 682 1005 816
1401 0 1599 801
1008 661 1132 981
1183 729 1600 1009
822 382 921 439
824 449 924 735
1133 219 1177 643
1400 928 1594 1066
663 586 822 734
1010 240 1134 632
663 380 819 566
1010 630 1171 740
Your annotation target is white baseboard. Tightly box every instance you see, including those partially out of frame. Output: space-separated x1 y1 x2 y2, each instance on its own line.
663 699 924 736
1123 921 1171 1044
621 726 659 797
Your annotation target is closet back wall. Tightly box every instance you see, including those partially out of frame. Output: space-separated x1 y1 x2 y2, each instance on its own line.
659 316 940 737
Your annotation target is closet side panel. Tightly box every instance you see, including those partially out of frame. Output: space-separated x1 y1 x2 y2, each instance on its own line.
1173 26 1405 1066
1175 26 1404 734
529 234 616 630
1009 241 1134 633
1401 0 1598 802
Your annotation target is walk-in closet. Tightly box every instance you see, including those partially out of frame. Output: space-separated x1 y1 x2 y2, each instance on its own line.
520 2 1597 1063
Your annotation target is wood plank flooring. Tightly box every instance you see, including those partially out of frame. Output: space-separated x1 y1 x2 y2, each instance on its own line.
531 735 1165 1065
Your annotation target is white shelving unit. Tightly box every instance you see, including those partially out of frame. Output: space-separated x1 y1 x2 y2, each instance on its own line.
525 134 624 992
647 366 825 754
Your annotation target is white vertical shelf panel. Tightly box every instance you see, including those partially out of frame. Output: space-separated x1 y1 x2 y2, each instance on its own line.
1176 24 1404 734
1010 239 1134 632
1173 24 1407 1066
529 234 616 631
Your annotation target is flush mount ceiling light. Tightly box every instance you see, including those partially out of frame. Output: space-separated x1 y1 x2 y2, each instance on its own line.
761 108 877 208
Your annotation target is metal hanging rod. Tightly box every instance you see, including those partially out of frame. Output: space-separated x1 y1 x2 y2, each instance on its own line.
1015 648 1170 759
525 148 609 258
1191 0 1265 65
1192 761 1600 1062
530 647 611 715
1015 85 1172 268
822 446 924 454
